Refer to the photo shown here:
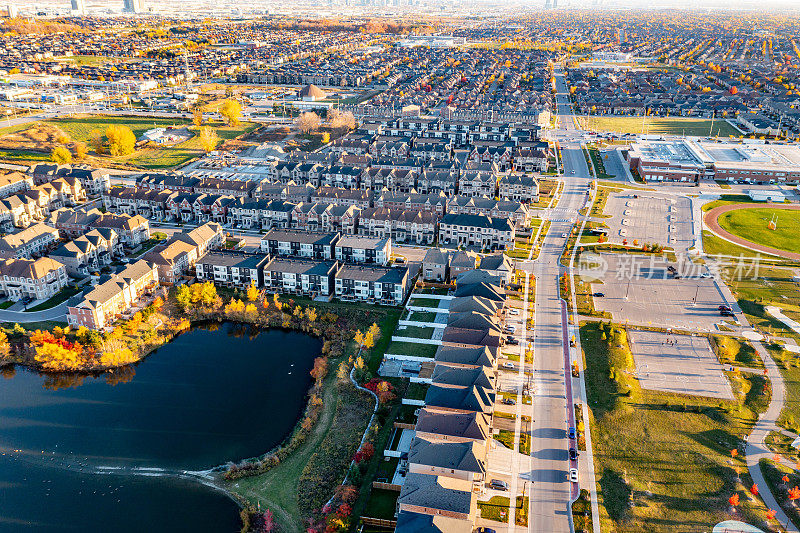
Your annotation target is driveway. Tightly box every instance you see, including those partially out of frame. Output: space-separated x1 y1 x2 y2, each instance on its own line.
0 301 69 323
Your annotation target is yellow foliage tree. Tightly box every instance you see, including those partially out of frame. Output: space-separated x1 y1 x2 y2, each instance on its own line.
246 282 259 302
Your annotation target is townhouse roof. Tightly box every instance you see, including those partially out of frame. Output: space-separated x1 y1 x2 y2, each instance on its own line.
0 256 64 280
407 436 486 475
335 264 407 284
263 257 338 276
196 250 269 270
397 473 474 516
434 344 497 368
414 407 490 442
439 213 513 232
336 235 389 250
262 229 339 245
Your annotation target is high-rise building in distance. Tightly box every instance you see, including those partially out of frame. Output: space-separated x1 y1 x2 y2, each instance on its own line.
70 0 86 15
123 0 144 13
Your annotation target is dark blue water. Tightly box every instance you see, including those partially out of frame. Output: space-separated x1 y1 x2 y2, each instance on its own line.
0 322 321 532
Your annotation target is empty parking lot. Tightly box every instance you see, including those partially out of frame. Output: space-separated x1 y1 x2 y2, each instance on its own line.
604 192 694 252
590 254 729 331
628 330 734 400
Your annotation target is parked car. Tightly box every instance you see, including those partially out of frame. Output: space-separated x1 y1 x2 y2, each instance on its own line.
718 305 732 312
509 309 520 315
569 447 578 460
593 292 605 297
561 232 568 238
568 427 576 439
475 528 497 533
502 362 515 370
489 479 509 491
569 468 579 483
720 310 735 317
506 337 519 345
504 325 516 334
502 398 516 405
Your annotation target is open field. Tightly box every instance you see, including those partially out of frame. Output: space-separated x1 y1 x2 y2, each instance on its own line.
724 266 800 341
717 207 800 255
581 321 774 531
0 115 258 169
575 116 740 137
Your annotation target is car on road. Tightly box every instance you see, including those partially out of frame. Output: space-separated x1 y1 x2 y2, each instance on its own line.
501 362 515 370
568 427 576 439
504 325 516 334
720 310 735 317
489 479 509 491
509 309 520 316
718 305 732 312
592 292 605 297
474 528 497 533
506 337 519 345
561 233 568 238
569 448 578 460
502 398 516 405
569 468 579 483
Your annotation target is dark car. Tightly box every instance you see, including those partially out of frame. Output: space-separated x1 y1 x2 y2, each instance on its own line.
568 427 576 439
569 448 578 460
506 337 519 345
720 310 735 317
718 305 732 312
593 292 605 297
475 528 498 533
502 398 516 405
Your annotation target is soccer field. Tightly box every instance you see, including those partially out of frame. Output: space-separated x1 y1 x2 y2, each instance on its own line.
576 116 741 137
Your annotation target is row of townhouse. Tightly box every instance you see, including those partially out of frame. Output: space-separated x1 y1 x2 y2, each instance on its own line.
0 223 61 259
195 250 411 306
0 176 86 229
48 209 151 247
421 248 513 285
260 230 392 266
28 164 111 197
49 228 123 277
136 174 261 198
337 116 543 149
394 275 507 532
437 213 516 251
66 260 160 330
142 222 224 284
0 256 69 302
265 160 539 199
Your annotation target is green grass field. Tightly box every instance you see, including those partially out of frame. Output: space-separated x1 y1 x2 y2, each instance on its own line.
577 116 740 137
43 115 192 140
581 321 774 531
717 207 800 255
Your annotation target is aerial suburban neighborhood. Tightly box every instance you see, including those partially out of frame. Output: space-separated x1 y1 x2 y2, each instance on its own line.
1 2 800 533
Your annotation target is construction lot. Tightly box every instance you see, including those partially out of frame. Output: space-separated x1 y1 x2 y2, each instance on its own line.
604 192 694 252
628 330 734 400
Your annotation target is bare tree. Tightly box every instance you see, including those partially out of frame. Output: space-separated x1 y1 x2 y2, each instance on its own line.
295 111 321 134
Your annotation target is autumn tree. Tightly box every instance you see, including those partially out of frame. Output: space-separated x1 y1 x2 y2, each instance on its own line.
327 108 356 131
198 126 218 153
105 124 136 156
789 486 800 502
295 111 320 134
246 282 259 302
89 128 104 154
51 146 72 164
73 141 88 159
192 107 203 127
220 99 242 126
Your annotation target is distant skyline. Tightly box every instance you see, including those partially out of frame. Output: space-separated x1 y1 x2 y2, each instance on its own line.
7 0 800 12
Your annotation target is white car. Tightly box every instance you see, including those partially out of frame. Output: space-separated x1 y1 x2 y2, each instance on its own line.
509 309 520 316
561 233 568 238
504 325 516 334
569 468 579 483
502 362 515 370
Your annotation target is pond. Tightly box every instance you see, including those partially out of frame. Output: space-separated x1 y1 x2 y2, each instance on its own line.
0 322 322 532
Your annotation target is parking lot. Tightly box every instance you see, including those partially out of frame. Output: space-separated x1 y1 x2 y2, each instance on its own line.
628 330 734 400
604 192 694 252
590 254 730 331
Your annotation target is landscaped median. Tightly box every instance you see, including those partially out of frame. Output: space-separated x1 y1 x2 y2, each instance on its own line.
580 320 777 531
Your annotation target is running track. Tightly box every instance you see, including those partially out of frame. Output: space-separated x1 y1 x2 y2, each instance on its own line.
704 203 800 261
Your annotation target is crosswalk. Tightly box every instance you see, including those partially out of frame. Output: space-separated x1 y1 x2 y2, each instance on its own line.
544 207 577 222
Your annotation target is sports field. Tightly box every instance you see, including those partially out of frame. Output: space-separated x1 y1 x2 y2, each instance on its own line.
717 207 800 255
575 116 740 137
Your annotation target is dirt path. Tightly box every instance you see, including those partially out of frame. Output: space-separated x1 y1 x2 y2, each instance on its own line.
704 203 800 260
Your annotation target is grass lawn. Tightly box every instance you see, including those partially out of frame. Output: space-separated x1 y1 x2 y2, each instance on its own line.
760 459 800 529
42 115 192 140
477 496 529 526
25 286 81 312
395 326 434 339
717 207 800 255
405 382 429 401
581 321 774 531
384 341 438 358
407 310 437 322
724 266 800 341
362 488 399 520
765 344 800 435
711 334 763 369
589 186 620 218
572 489 594 532
408 297 441 308
701 194 754 213
0 149 51 162
588 146 615 180
0 300 13 310
702 231 789 262
715 180 733 189
578 116 740 137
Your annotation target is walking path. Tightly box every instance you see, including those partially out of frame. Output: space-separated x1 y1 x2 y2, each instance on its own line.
745 341 799 532
704 204 800 261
